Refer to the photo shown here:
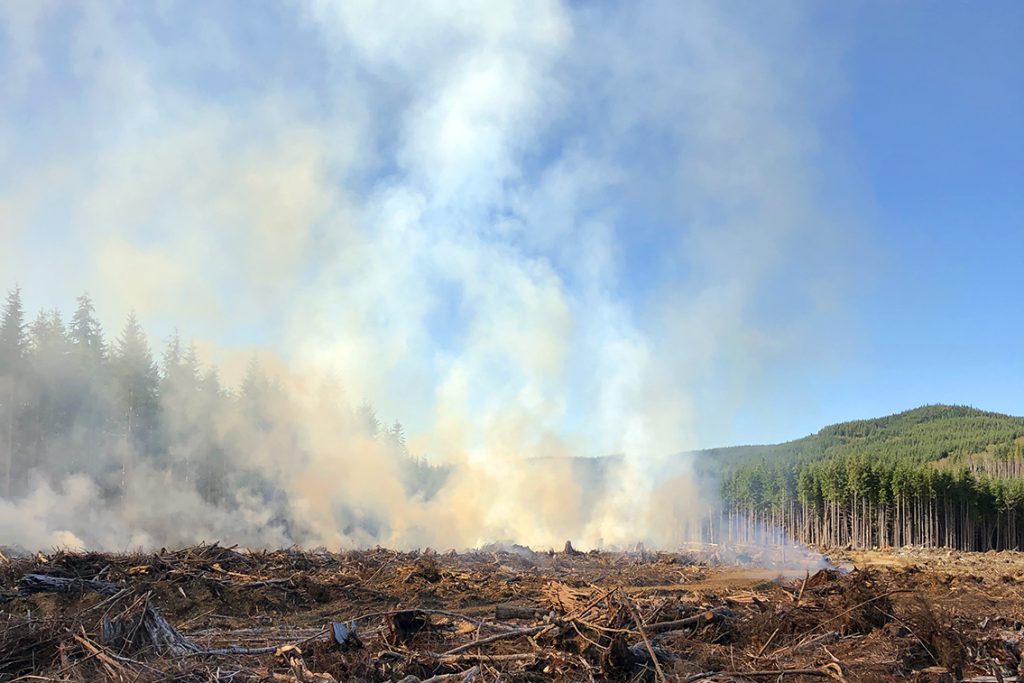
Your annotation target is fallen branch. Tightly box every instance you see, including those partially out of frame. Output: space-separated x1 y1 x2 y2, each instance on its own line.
621 590 667 683
421 665 482 683
441 625 547 656
73 630 130 680
790 589 912 641
647 609 726 634
683 664 845 682
437 653 538 664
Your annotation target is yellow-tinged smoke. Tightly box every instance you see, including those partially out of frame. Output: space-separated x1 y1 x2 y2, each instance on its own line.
0 1 854 551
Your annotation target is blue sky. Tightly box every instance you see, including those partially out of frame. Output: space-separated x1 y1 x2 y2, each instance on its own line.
803 0 1024 439
0 1 1021 456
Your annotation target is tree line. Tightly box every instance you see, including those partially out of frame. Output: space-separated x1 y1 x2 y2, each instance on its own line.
717 406 1024 551
0 285 442 513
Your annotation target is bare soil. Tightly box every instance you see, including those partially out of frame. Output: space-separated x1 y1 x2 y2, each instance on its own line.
2 543 1022 682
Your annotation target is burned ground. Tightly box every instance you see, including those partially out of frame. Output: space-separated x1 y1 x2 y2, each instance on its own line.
1 543 1022 682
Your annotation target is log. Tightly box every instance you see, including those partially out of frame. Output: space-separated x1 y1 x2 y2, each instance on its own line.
20 573 121 596
647 608 732 634
102 602 199 656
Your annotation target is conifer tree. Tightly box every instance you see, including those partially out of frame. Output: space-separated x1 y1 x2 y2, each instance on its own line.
0 286 27 496
358 403 380 437
112 311 160 450
0 286 26 375
390 420 407 451
161 329 184 382
69 294 106 363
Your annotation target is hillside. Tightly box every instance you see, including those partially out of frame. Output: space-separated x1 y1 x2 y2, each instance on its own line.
716 404 1024 550
707 404 1024 467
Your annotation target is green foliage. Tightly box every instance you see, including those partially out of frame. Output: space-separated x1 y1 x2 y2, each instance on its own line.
718 406 1024 549
0 285 443 508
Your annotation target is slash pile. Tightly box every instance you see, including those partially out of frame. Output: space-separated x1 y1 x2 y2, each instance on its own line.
2 543 1024 681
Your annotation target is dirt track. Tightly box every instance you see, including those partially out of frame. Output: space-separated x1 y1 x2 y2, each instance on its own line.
2 544 1023 682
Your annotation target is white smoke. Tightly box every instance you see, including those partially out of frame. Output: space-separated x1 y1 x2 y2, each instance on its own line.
0 1 856 551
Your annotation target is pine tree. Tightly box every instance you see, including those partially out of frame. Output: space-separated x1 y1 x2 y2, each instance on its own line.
201 366 223 398
161 329 184 382
63 294 111 476
29 310 69 358
390 420 407 451
182 343 201 387
1 286 27 496
69 294 106 363
0 286 27 375
240 356 266 401
112 311 160 452
240 355 272 430
25 310 74 471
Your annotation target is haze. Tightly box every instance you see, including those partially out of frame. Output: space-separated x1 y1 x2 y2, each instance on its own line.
0 1 1021 550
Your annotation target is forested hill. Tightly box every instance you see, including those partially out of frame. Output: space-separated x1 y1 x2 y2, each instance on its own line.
717 405 1024 551
709 405 1024 469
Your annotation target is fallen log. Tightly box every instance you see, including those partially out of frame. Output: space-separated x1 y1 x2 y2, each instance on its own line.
647 608 733 634
102 600 199 656
20 573 121 596
423 666 481 683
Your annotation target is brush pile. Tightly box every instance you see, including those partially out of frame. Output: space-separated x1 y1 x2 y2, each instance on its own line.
2 543 1024 681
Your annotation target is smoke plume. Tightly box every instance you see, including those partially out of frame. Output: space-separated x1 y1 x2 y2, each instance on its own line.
0 1 854 551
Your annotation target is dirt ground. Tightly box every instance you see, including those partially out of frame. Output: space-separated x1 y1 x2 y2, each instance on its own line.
2 542 1023 682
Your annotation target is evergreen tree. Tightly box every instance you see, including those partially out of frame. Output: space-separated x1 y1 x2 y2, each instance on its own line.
358 403 380 437
161 329 184 382
69 294 106 363
0 286 27 496
201 366 224 399
239 355 274 430
29 310 69 358
389 420 407 451
0 286 27 374
25 310 73 472
240 356 266 401
182 342 201 387
112 311 160 451
64 294 111 477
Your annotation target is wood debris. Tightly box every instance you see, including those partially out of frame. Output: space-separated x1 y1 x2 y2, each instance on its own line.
1 542 1022 681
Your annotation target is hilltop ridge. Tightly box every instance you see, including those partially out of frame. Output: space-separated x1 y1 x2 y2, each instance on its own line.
704 403 1024 468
